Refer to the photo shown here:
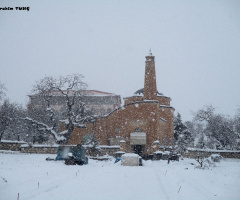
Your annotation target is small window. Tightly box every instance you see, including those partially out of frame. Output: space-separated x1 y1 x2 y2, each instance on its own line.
115 127 120 133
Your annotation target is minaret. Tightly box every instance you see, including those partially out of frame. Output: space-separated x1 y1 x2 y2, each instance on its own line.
144 50 158 100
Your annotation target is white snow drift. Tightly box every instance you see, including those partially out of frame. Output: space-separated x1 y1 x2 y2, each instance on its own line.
0 152 240 200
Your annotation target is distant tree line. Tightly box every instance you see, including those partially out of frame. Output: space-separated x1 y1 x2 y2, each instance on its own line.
174 105 240 151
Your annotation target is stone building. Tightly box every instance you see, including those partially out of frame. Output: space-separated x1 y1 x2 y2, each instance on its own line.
28 90 121 116
65 51 174 156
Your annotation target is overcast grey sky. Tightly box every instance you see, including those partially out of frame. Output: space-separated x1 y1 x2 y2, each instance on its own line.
0 0 240 121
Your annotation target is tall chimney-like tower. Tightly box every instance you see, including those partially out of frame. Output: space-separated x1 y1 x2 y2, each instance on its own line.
144 50 158 100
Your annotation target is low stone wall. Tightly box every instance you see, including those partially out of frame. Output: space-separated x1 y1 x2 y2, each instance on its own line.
0 141 120 155
0 140 26 151
20 146 58 154
92 145 120 157
183 149 240 159
2 141 240 159
19 144 120 155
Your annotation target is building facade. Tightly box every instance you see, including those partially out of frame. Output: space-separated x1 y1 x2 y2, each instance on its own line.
65 51 174 156
28 90 121 116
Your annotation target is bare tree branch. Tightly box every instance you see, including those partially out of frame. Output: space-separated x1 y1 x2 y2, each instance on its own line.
28 74 89 144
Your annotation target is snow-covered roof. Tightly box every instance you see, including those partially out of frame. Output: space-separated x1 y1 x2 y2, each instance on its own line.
153 150 164 154
114 151 125 154
29 90 119 97
83 90 119 96
1 140 26 144
103 100 174 119
122 153 141 158
160 105 174 109
160 117 167 122
162 151 170 154
99 145 120 149
20 144 59 148
143 100 159 102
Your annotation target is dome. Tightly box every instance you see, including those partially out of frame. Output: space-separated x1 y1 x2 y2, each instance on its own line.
134 88 163 96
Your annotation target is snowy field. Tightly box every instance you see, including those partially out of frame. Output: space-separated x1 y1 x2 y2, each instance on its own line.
0 152 240 200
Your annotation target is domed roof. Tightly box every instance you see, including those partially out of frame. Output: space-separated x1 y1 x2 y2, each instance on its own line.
134 88 163 96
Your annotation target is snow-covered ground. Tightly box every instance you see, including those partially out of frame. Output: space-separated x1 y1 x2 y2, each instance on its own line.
0 152 240 200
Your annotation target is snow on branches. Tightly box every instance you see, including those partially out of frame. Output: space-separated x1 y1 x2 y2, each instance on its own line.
24 117 65 142
27 74 90 144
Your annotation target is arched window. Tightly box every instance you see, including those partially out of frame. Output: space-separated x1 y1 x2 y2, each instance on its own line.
134 127 143 132
91 108 96 115
101 108 105 115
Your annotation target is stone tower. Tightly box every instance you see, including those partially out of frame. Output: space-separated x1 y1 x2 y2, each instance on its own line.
144 50 157 100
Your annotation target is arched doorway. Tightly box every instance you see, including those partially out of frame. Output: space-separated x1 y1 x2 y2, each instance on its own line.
130 129 146 156
133 145 144 157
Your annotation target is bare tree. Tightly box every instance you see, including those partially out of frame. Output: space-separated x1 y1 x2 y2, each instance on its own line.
25 74 89 143
234 107 240 137
82 130 101 157
193 105 238 150
0 100 25 141
194 105 215 124
0 82 6 103
0 83 29 142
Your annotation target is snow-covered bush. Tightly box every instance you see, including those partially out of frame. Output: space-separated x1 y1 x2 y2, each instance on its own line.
210 154 223 162
195 152 216 169
192 105 239 150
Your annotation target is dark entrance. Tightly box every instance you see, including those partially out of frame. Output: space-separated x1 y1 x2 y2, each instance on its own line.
134 145 143 157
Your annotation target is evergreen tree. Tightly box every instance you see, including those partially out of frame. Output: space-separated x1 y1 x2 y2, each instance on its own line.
174 113 192 153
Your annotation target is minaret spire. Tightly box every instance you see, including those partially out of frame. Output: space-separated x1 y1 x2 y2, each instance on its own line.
148 48 152 56
144 51 157 100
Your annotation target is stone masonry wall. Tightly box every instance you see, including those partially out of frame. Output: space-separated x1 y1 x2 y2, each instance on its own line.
0 141 26 151
1 142 240 159
20 146 58 154
183 149 240 159
16 144 119 156
68 101 174 155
